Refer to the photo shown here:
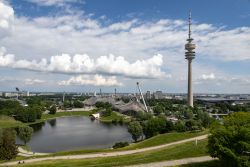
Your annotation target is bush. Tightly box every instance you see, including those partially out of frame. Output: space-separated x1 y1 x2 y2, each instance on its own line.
175 120 186 132
128 121 143 142
113 142 129 149
118 118 124 125
101 107 112 117
49 105 57 115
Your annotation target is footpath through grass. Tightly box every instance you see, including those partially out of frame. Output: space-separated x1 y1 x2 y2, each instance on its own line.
15 139 209 167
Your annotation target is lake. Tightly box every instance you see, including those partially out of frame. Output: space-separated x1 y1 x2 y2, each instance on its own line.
16 116 132 153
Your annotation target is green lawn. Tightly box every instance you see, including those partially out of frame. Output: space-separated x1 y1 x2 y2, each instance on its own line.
0 115 23 128
99 111 130 123
14 139 209 167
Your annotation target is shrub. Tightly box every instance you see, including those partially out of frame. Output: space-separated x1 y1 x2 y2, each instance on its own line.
113 142 129 149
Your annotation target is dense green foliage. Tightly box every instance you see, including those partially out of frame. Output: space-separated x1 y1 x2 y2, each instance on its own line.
128 121 143 142
208 112 250 167
0 128 18 160
142 117 166 138
112 142 129 149
101 107 112 117
49 105 57 115
0 100 44 123
95 102 112 109
18 126 33 145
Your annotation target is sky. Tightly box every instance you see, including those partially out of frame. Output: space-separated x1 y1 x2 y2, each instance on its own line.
0 0 250 93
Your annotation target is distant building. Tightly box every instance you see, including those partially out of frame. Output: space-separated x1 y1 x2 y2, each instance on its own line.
146 91 151 100
3 92 18 97
23 91 30 97
154 91 163 99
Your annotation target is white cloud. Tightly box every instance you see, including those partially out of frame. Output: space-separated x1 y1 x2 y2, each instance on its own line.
24 79 45 85
0 76 45 85
58 75 122 87
0 1 14 37
25 0 83 7
194 73 250 86
0 47 166 79
200 73 215 80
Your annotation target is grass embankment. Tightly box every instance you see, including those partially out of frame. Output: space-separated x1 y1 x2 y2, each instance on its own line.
99 111 131 123
120 130 208 150
15 139 209 167
50 130 207 156
0 115 23 128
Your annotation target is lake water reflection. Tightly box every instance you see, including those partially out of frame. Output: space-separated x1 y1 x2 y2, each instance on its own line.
16 116 132 153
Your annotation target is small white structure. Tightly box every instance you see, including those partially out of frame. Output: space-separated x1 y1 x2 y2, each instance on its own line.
91 113 100 119
167 116 179 123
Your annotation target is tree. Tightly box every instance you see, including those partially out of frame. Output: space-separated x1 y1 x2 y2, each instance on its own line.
184 108 194 119
31 105 43 119
208 112 250 167
153 104 165 115
49 105 57 115
18 126 33 145
185 119 202 131
101 107 112 117
0 128 18 160
128 121 143 142
142 117 166 138
73 100 83 108
175 120 186 132
196 110 213 128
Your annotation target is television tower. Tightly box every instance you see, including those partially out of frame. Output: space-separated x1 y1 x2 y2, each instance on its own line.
185 12 196 107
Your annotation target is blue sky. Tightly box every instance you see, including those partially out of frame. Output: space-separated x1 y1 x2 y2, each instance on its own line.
0 0 249 93
13 0 250 27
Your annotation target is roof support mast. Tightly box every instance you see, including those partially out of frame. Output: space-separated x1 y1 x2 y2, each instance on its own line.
136 82 149 112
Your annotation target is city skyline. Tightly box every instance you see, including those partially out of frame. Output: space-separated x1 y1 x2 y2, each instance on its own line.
0 0 250 93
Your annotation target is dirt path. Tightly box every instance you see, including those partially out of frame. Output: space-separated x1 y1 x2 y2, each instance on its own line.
125 156 215 167
0 134 208 166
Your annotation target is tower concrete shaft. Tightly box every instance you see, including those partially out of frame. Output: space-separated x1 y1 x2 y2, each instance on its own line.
188 60 193 107
185 12 195 107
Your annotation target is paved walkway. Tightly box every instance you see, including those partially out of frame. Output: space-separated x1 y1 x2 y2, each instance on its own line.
0 134 208 166
125 156 215 167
